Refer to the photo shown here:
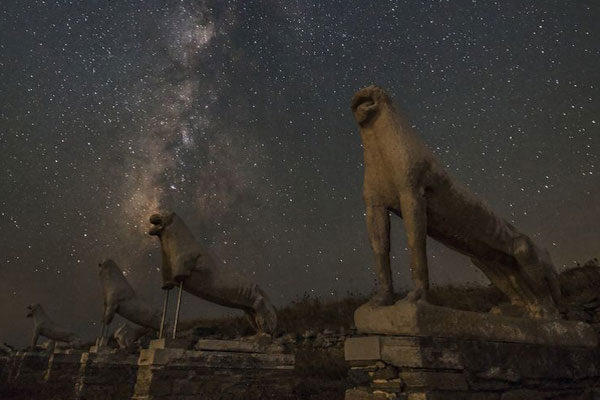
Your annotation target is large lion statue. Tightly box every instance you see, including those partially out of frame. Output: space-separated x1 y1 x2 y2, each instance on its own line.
148 212 277 335
99 259 162 331
26 304 83 349
351 85 561 319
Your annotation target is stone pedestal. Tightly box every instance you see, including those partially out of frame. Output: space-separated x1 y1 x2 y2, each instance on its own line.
146 337 194 350
354 301 597 346
345 302 600 400
132 340 295 400
43 350 85 399
88 337 111 354
75 350 139 400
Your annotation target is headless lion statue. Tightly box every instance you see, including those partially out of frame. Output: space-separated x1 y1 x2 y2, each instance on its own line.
99 259 162 331
149 212 277 335
26 304 83 349
351 85 561 319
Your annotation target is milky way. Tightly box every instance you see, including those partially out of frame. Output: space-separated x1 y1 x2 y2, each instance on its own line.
1 1 598 346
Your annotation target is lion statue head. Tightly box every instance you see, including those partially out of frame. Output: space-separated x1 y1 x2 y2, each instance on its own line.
351 85 393 126
26 303 41 318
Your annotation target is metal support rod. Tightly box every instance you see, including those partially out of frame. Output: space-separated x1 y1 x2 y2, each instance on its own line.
172 281 184 339
159 289 170 339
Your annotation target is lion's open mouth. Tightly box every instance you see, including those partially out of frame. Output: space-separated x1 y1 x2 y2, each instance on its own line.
149 214 164 236
351 96 375 112
351 95 378 126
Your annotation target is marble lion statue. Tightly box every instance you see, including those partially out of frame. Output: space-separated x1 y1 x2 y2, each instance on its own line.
351 85 562 319
99 259 162 331
26 304 83 349
149 211 278 335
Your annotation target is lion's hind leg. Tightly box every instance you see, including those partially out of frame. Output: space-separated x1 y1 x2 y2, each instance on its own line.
470 256 529 315
512 236 561 319
252 291 277 335
244 309 259 332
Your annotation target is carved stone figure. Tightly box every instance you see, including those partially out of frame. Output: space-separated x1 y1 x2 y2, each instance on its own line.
99 259 162 331
114 323 151 351
26 304 83 348
351 85 561 319
149 212 277 334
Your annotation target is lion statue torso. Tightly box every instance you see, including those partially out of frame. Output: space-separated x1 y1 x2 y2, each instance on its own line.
99 259 162 331
150 212 277 334
28 304 82 348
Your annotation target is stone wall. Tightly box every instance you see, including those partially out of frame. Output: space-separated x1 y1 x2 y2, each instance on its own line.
0 352 49 399
75 352 139 400
0 342 298 400
43 352 85 399
345 335 600 400
132 345 296 400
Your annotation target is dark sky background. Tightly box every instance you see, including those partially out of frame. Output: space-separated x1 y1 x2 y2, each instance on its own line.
1 1 598 347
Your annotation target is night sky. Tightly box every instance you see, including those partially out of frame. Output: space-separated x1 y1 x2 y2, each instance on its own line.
1 1 598 347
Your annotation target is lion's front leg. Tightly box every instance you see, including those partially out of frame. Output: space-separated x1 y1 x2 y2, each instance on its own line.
366 205 394 305
31 328 40 349
103 301 117 325
400 189 429 303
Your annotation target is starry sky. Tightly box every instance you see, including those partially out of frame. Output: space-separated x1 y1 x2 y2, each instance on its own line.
1 1 598 347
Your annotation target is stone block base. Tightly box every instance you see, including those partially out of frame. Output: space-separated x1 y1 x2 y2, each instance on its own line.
354 301 597 347
0 352 50 398
132 345 295 400
43 351 85 398
75 351 139 400
345 335 600 400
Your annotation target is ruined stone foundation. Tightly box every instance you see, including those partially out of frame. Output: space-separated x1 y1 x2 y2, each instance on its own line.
132 339 296 400
345 301 600 400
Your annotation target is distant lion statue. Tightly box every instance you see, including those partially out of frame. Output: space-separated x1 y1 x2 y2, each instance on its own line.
149 211 277 335
351 85 561 319
99 259 162 331
26 304 83 349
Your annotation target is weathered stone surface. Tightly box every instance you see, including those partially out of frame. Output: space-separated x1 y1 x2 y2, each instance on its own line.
380 336 462 369
354 301 597 347
194 338 284 354
76 351 139 400
370 365 398 380
345 336 382 362
398 371 468 391
499 389 582 400
349 367 377 386
345 387 400 400
88 336 115 354
345 334 600 399
372 378 403 391
148 337 194 350
9 353 48 393
132 343 297 400
43 351 84 399
407 392 500 400
139 347 294 370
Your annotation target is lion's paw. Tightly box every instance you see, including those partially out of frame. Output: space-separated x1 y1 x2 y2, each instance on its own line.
402 288 428 304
